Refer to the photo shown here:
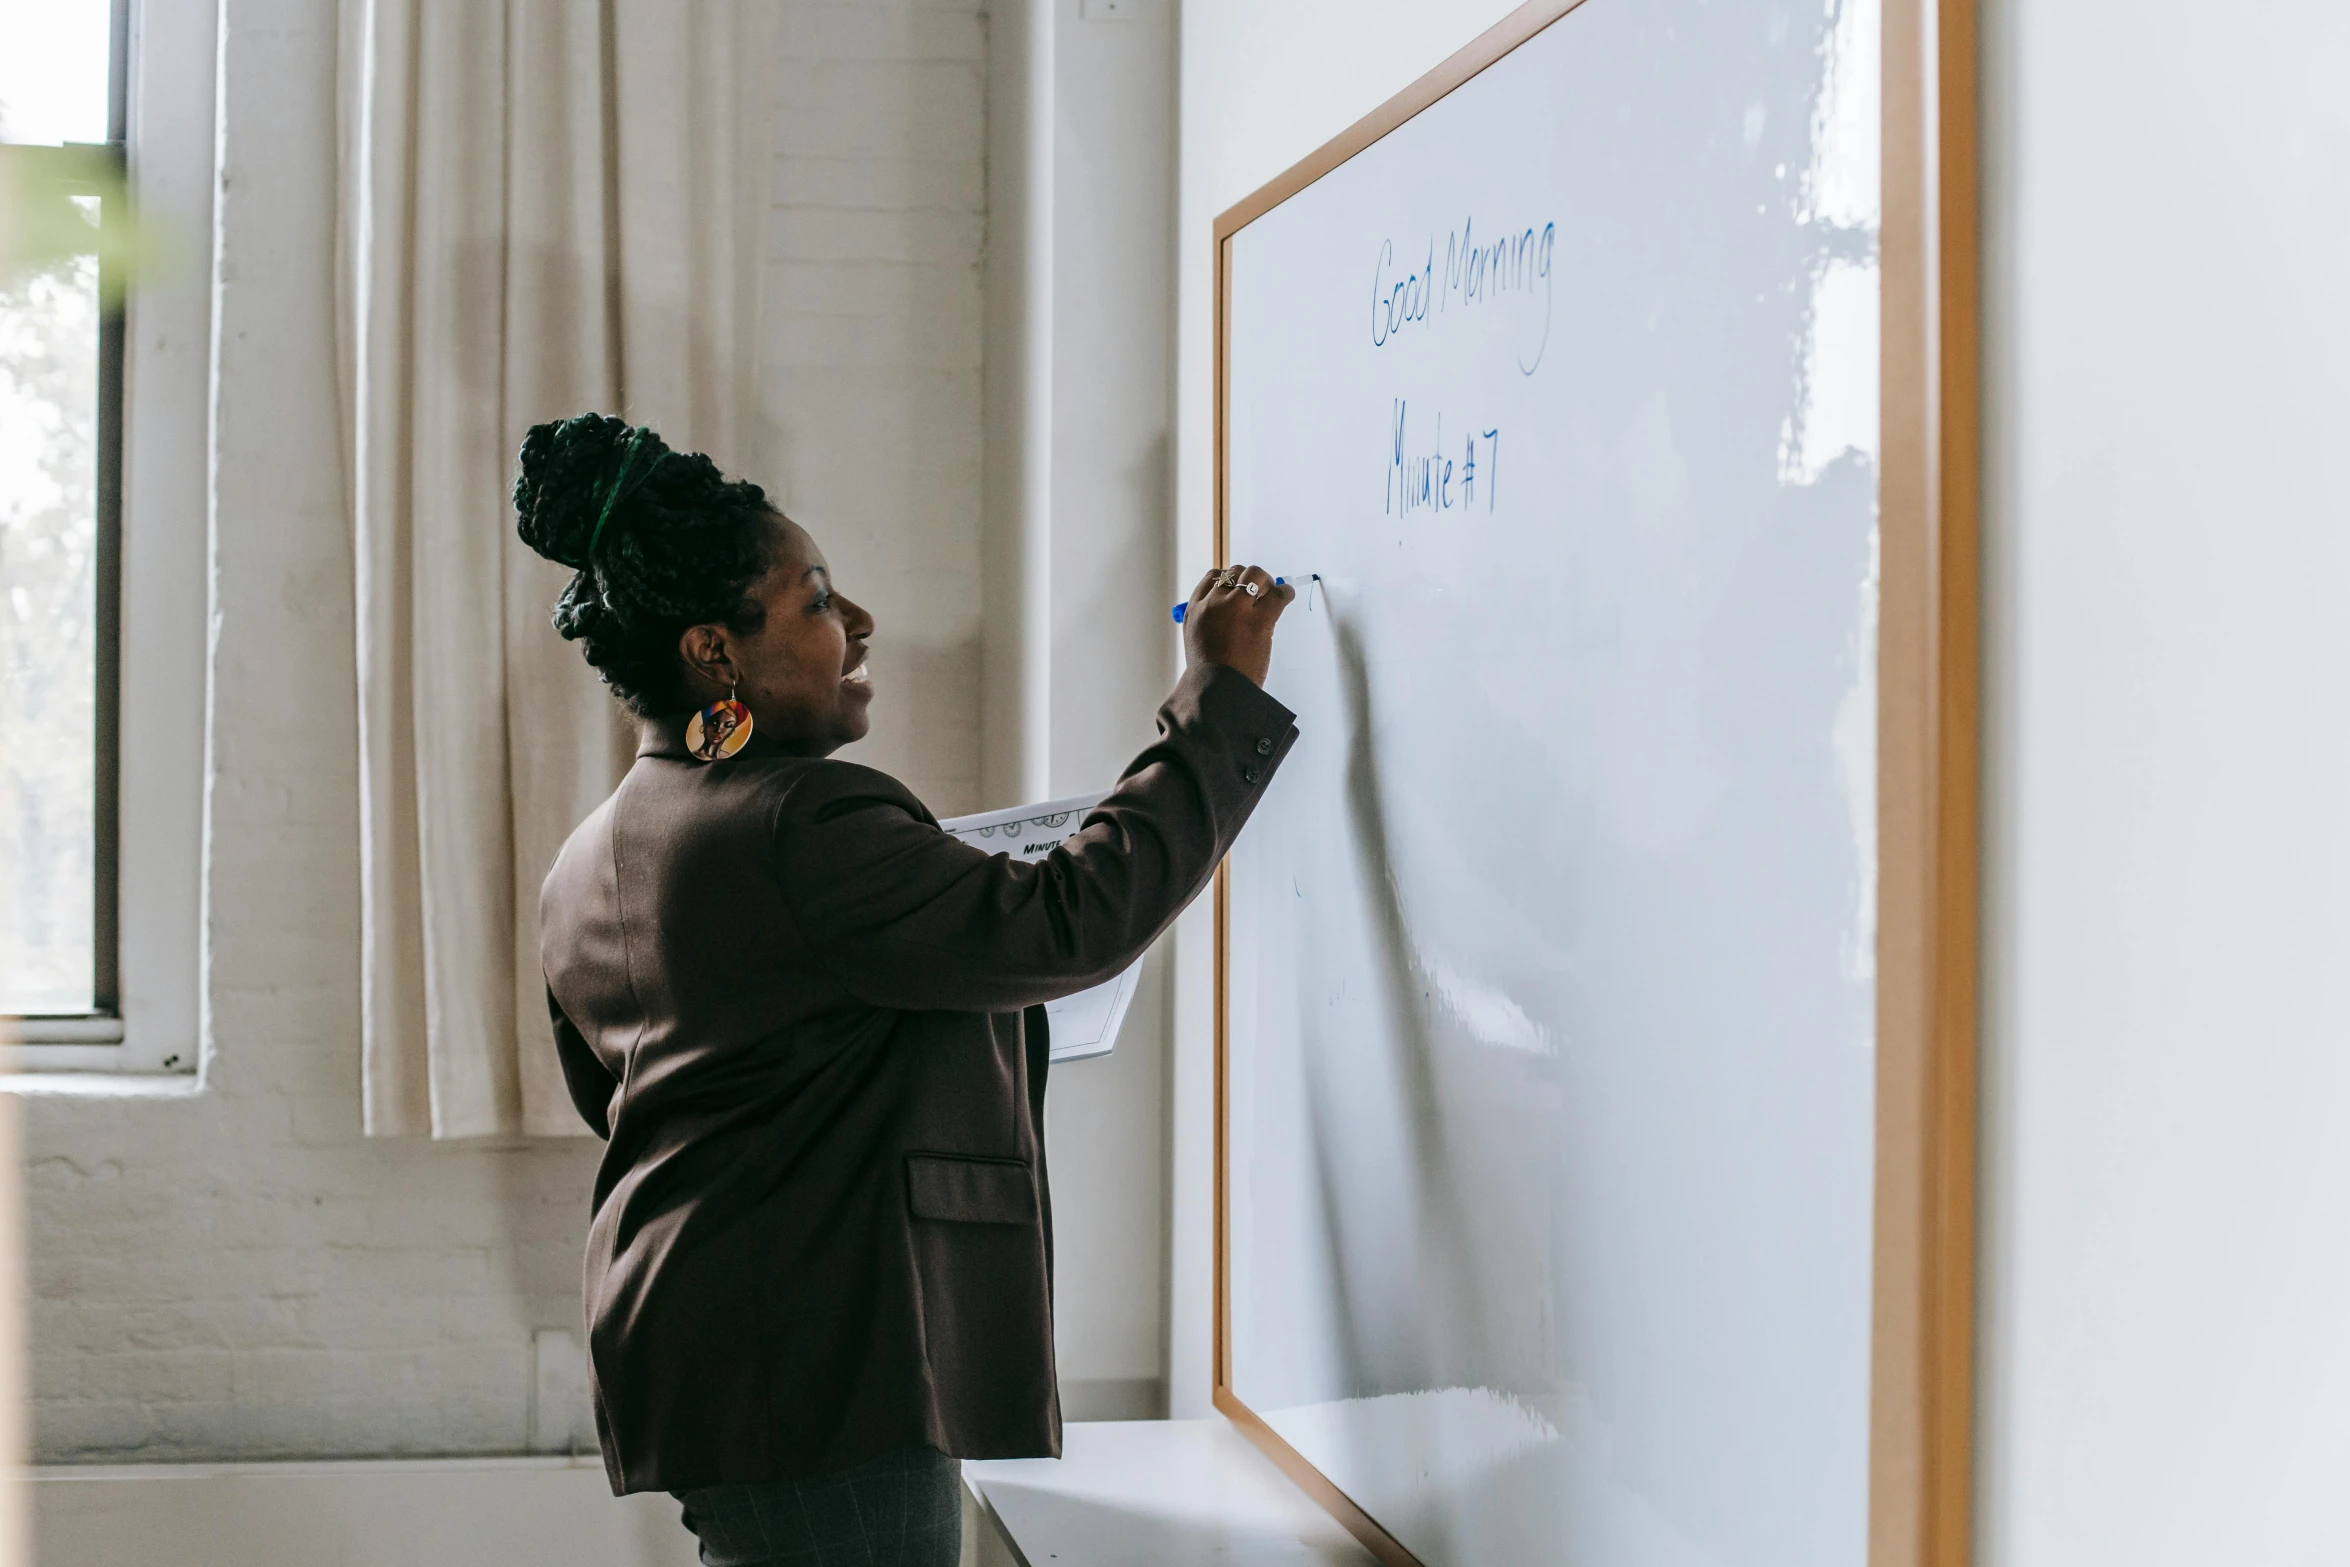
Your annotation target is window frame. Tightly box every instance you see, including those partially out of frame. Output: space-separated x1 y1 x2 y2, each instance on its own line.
5 0 211 1077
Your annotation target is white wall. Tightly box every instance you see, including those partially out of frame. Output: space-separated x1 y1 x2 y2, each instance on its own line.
1973 0 2350 1561
766 0 990 815
28 1456 1019 1567
1040 0 1181 1420
23 0 997 1464
32 1459 695 1567
978 0 1187 1421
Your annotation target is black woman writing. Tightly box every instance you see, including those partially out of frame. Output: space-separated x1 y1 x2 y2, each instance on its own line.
519 414 1297 1567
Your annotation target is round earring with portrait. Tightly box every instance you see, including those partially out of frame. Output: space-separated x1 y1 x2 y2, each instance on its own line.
687 685 754 763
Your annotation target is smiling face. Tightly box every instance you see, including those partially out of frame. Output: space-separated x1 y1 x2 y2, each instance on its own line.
676 515 875 756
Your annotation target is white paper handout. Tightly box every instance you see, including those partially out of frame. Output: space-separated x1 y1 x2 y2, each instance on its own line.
936 792 1138 1064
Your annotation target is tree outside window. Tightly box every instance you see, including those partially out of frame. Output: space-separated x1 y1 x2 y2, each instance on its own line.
1 0 127 1022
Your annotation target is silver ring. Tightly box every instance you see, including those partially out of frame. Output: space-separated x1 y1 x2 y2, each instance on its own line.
1243 581 1261 597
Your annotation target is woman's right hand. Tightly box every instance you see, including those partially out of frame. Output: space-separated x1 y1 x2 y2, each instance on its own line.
1182 565 1296 688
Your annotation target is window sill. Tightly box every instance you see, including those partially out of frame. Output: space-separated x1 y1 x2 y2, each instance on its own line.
0 1068 201 1099
2 1017 126 1045
3 1020 196 1077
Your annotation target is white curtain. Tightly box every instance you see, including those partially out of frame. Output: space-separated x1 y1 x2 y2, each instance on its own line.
337 0 780 1137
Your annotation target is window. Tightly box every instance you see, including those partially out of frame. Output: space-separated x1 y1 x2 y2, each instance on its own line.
4 0 208 1075
1 0 127 1036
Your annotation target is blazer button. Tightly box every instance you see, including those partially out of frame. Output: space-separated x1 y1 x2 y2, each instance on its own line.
1255 737 1274 755
1242 765 1263 784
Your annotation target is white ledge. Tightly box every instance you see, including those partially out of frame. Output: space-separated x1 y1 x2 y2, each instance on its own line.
964 1418 1375 1566
1 1017 126 1045
0 1071 204 1099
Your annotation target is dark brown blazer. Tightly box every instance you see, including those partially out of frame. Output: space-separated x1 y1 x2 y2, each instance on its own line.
539 662 1296 1495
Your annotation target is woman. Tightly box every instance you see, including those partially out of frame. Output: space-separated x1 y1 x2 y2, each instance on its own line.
517 413 1296 1566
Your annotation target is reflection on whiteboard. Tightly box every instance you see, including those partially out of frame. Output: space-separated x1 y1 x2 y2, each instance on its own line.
939 792 1137 1063
1221 0 1883 1561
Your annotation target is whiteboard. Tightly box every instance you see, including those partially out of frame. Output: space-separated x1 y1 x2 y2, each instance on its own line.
1218 0 1885 1562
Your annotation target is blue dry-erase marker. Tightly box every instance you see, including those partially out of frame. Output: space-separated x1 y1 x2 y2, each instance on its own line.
1171 575 1313 624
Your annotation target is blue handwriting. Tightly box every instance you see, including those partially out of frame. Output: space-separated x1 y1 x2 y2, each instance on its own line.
1388 400 1500 517
1369 217 1557 375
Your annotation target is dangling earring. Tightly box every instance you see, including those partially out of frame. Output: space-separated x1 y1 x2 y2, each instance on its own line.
686 681 755 763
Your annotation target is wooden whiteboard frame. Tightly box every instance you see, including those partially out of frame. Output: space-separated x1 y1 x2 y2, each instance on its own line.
1207 2 1981 1564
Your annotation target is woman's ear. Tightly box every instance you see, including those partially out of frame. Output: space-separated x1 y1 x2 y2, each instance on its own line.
677 623 736 693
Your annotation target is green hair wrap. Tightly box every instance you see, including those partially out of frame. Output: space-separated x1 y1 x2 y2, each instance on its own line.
587 427 666 561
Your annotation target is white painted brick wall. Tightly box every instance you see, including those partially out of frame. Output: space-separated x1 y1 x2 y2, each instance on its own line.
761 0 989 817
23 0 990 1463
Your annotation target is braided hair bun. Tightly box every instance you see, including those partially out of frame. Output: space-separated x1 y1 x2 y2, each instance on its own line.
513 412 643 569
514 413 779 714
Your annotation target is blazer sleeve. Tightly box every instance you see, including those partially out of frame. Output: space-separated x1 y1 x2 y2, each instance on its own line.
547 987 617 1138
772 661 1297 1012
